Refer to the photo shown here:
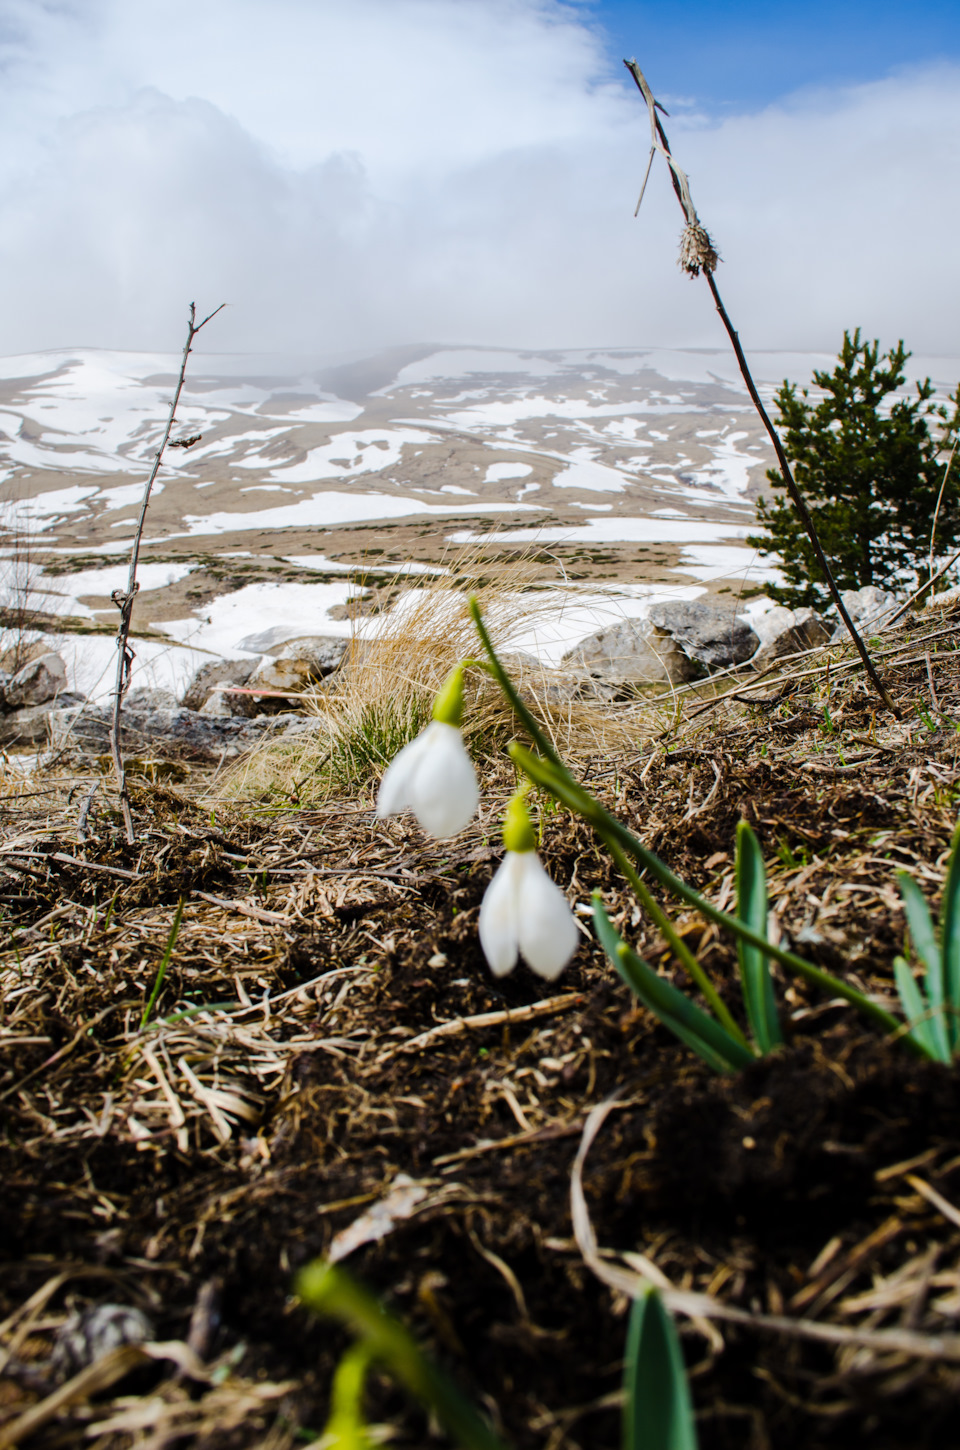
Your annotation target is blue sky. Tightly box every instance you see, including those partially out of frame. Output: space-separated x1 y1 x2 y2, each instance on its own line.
586 0 960 108
0 0 957 357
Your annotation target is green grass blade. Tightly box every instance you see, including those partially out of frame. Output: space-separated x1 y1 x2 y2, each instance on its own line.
297 1262 514 1450
593 896 755 1072
735 822 781 1054
139 898 184 1031
893 956 947 1062
897 872 950 1060
622 1287 699 1450
938 822 960 1049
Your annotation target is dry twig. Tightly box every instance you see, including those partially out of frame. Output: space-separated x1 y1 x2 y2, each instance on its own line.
109 301 225 843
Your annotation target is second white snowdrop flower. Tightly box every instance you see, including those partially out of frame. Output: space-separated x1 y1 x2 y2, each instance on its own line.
375 666 479 839
479 793 580 981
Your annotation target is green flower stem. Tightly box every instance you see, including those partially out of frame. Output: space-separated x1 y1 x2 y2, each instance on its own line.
509 742 915 1049
468 597 566 771
603 832 750 1049
297 1262 513 1450
472 596 918 1053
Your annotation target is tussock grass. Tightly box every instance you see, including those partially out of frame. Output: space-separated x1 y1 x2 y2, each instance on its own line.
221 544 657 808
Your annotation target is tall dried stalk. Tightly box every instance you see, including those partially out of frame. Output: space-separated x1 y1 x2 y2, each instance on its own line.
110 302 224 843
624 59 897 716
929 442 959 584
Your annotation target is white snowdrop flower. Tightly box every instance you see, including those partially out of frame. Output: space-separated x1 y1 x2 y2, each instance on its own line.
479 793 580 981
375 666 478 839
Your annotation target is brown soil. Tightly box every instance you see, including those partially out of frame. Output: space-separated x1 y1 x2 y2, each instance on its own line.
4 608 960 1450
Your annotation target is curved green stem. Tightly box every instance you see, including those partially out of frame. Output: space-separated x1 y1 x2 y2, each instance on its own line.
468 596 566 771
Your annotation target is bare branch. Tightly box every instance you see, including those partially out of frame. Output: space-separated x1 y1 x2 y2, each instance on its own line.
109 301 225 842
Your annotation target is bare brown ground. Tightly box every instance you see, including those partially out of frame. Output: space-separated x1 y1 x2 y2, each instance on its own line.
4 604 960 1449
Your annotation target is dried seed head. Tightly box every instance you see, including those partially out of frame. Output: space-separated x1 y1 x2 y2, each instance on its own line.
679 222 719 277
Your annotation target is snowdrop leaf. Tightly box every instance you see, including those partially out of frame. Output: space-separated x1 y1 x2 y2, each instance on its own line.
592 895 754 1072
512 744 908 1048
897 871 950 1059
893 956 947 1062
622 1287 699 1450
939 823 960 1048
298 1263 512 1450
735 822 781 1054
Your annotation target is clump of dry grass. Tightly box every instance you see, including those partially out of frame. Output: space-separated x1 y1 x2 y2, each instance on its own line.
221 545 658 808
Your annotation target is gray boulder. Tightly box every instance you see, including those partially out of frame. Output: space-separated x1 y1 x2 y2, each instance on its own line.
273 636 348 673
0 693 85 747
4 652 68 710
645 601 759 670
830 585 900 641
562 618 703 686
182 657 257 713
233 638 347 717
234 630 347 671
750 604 832 663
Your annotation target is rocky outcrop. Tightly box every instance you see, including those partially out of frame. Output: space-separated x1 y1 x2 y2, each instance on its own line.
0 694 86 747
181 658 257 713
182 637 349 718
49 690 326 764
0 650 83 745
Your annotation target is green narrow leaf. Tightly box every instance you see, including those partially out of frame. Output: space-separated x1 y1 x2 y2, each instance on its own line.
734 822 781 1054
140 898 185 1030
593 896 755 1072
893 957 949 1063
296 1263 513 1450
897 873 950 1061
323 1344 375 1450
938 823 960 1049
622 1287 699 1450
509 742 911 1047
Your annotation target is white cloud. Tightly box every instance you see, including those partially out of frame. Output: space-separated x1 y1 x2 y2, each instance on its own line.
0 1 957 359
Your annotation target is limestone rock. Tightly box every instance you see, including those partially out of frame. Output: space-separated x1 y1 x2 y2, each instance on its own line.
235 630 348 673
830 585 900 641
182 658 257 713
274 636 348 674
924 583 960 611
750 605 832 663
0 694 85 747
232 639 346 716
4 652 68 710
645 601 759 670
49 699 326 764
562 618 702 686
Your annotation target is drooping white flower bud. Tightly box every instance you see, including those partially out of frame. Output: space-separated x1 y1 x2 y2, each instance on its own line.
479 793 579 981
375 666 478 839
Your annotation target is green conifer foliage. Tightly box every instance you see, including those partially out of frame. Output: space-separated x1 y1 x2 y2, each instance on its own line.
747 330 960 608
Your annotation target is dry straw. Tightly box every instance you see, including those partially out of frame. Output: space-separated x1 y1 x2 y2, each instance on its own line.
221 543 662 808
